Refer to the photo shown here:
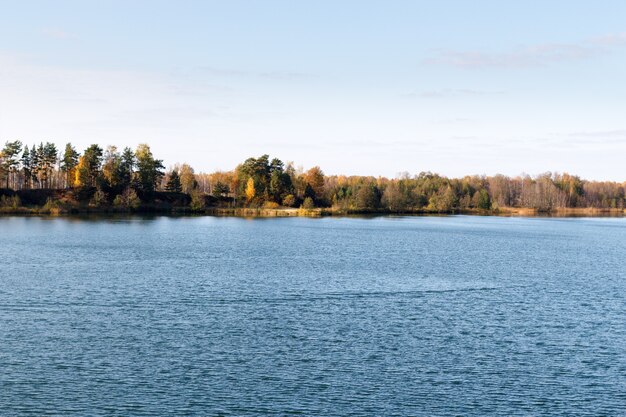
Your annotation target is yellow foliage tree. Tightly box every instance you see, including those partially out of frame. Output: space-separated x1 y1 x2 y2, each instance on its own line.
245 177 255 202
73 156 89 188
179 163 197 194
304 166 325 198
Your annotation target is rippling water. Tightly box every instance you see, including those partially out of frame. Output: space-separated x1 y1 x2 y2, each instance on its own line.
1 215 625 416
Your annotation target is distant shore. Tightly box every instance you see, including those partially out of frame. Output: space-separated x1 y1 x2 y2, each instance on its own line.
2 145 625 218
2 185 625 218
1 205 624 218
211 206 626 218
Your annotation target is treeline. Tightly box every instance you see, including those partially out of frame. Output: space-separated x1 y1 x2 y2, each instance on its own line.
0 141 173 210
1 140 625 212
179 155 626 211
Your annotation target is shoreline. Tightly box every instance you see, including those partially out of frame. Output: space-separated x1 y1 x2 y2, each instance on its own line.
1 206 624 218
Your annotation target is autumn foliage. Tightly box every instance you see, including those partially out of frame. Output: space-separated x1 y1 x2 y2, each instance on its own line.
1 141 626 212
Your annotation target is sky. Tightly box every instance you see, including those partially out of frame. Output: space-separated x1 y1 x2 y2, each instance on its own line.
0 0 625 180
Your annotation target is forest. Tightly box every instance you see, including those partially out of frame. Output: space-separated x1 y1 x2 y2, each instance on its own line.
0 140 624 214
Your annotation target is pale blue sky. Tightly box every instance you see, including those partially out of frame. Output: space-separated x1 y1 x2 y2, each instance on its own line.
1 1 625 179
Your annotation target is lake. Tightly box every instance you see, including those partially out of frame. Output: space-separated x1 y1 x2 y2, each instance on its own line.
1 215 625 416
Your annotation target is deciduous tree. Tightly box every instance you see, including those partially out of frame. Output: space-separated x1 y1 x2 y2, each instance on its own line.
135 144 164 194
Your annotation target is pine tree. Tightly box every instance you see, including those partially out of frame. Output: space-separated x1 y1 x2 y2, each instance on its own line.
81 144 103 187
212 181 230 198
61 143 80 188
30 145 39 188
35 143 45 187
1 140 23 189
119 147 136 189
41 142 58 188
21 146 31 189
165 170 182 192
135 144 164 194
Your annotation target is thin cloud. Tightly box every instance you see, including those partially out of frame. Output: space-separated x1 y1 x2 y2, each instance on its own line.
566 129 626 138
425 32 626 69
433 118 474 124
42 28 74 40
426 44 596 68
257 71 311 80
540 130 626 147
200 67 248 77
200 66 311 80
558 129 626 145
591 32 626 46
0 53 231 140
405 89 504 98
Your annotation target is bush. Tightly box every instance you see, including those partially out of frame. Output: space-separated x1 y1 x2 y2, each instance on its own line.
90 189 108 207
190 190 206 211
42 197 62 215
263 201 280 209
301 197 315 209
282 194 296 207
114 188 141 209
0 195 21 209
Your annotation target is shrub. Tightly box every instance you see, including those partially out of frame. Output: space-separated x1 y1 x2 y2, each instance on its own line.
91 190 108 207
114 188 141 210
282 194 296 207
0 195 21 209
42 197 62 215
190 190 206 211
301 197 315 209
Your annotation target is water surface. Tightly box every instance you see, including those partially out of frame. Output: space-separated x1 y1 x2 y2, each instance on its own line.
1 215 625 415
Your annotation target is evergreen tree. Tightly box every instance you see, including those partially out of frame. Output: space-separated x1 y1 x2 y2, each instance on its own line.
36 143 45 186
135 144 164 194
30 144 40 188
81 144 104 187
119 147 136 189
39 142 58 188
304 183 316 200
1 140 23 189
60 143 79 188
20 146 31 189
212 181 230 198
165 169 182 192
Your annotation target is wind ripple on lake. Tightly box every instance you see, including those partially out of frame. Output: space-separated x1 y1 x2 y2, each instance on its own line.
1 215 625 416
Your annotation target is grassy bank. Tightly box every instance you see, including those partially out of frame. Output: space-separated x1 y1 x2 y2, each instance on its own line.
2 204 624 218
2 187 625 218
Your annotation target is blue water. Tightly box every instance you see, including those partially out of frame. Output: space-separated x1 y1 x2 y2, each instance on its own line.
1 215 625 416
